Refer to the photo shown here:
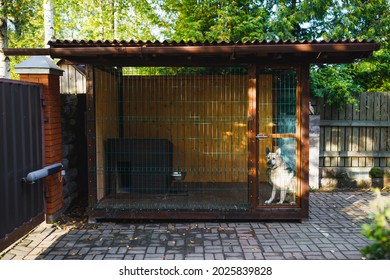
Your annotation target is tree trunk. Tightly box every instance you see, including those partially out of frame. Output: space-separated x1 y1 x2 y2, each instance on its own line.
113 0 118 38
0 18 10 79
43 0 54 47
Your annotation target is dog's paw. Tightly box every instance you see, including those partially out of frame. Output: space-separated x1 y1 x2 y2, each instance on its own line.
277 201 284 204
289 201 296 205
265 200 272 204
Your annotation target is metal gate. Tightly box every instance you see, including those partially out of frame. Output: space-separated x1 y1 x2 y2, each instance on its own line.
256 70 298 207
0 79 44 251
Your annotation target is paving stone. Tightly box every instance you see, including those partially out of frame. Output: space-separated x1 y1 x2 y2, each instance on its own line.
253 252 265 259
164 254 175 260
204 246 223 253
92 254 105 260
195 246 204 253
243 252 255 259
270 245 283 252
212 240 222 246
68 248 80 256
305 254 326 260
43 254 56 260
78 247 91 255
144 254 164 260
23 255 39 260
146 246 156 254
322 251 337 259
0 192 381 261
174 253 184 260
263 252 284 260
12 246 32 253
205 253 215 260
134 254 145 260
282 252 296 259
225 253 243 259
124 254 135 260
261 245 273 252
104 254 125 260
185 253 204 260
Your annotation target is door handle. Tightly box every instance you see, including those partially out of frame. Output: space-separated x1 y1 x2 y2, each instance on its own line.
256 134 269 140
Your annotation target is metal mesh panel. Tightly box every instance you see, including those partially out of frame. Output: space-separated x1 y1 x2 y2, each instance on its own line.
257 70 298 206
92 66 249 212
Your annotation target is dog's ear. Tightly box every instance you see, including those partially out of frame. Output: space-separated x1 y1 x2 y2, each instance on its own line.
275 148 281 155
266 147 270 155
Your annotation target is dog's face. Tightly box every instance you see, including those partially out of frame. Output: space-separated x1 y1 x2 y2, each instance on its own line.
266 148 283 169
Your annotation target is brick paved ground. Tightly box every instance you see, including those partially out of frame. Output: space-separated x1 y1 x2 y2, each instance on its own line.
0 191 384 260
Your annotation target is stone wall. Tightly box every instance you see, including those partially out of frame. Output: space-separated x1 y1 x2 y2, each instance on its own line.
61 94 87 210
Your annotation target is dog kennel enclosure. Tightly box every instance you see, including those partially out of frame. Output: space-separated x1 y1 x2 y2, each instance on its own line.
10 39 378 221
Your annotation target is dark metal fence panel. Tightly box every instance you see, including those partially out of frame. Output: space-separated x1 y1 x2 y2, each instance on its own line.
0 79 44 247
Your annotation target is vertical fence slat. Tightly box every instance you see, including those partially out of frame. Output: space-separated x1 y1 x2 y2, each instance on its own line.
345 103 353 167
381 92 390 166
387 92 390 167
331 104 338 166
373 92 381 166
338 100 346 167
359 92 367 167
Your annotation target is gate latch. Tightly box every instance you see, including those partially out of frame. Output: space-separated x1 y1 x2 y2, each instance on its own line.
256 134 269 140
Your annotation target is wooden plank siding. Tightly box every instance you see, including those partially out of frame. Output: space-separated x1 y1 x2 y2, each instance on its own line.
317 92 390 179
58 60 86 94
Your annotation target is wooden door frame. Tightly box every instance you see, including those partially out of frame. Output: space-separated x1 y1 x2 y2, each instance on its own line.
248 64 310 220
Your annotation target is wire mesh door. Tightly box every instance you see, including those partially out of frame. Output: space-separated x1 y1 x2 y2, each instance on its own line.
92 66 250 212
257 70 299 207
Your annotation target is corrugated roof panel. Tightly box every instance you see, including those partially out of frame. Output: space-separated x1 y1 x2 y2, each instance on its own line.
48 39 377 47
3 39 378 66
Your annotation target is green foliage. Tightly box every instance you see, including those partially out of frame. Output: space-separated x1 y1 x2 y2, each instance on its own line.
355 49 390 93
159 0 389 105
360 189 390 259
159 0 274 42
369 168 384 179
1 0 43 78
53 0 159 40
316 0 390 104
310 64 363 106
0 0 38 36
1 0 389 103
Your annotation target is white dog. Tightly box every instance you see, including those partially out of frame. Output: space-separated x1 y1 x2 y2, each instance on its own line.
265 147 296 205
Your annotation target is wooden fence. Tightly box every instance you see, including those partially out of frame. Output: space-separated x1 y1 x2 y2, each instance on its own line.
314 92 390 188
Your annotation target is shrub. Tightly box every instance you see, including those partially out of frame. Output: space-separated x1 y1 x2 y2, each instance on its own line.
369 167 384 178
360 189 390 259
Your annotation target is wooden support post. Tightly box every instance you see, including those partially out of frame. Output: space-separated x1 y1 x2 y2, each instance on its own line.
85 64 97 214
248 65 258 211
297 64 310 219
